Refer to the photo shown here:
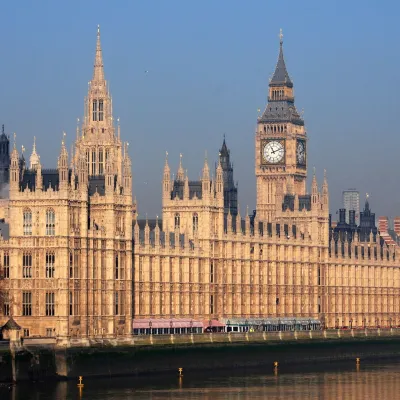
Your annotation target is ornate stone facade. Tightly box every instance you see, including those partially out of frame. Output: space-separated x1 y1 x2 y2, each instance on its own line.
133 34 400 330
0 27 133 339
0 29 399 339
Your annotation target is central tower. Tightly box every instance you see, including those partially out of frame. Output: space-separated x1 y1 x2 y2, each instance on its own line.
255 31 307 221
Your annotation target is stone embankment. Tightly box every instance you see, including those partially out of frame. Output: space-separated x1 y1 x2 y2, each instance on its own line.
1 328 400 382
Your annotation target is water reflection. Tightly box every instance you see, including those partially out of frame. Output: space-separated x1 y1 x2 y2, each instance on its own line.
2 360 400 399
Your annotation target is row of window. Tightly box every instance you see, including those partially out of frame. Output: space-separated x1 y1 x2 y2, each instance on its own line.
23 209 55 236
2 291 124 317
174 213 199 231
21 292 55 316
92 99 104 122
86 148 110 175
3 252 125 280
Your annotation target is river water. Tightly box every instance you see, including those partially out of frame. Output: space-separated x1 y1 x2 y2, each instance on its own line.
2 359 400 399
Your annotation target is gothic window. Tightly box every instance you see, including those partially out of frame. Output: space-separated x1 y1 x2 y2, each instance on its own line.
74 252 79 278
45 292 55 316
22 291 32 316
46 209 55 236
69 291 73 315
22 252 32 278
174 213 180 229
86 150 90 175
98 100 104 121
3 291 9 316
3 252 9 279
193 213 198 233
115 292 119 315
74 290 79 315
210 261 214 283
23 209 32 235
98 148 104 174
45 252 55 278
69 252 73 278
92 100 98 121
115 255 119 279
91 148 96 175
120 253 125 280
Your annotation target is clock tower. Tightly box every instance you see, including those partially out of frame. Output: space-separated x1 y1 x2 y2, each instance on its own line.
255 31 307 221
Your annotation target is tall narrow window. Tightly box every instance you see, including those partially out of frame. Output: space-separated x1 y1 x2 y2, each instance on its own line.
46 209 55 236
45 252 55 278
115 292 119 315
193 213 198 233
210 295 214 314
120 253 125 280
210 261 214 283
98 148 104 174
115 255 119 280
69 291 73 316
23 209 32 235
91 148 96 175
3 252 9 279
98 100 104 121
86 150 90 175
3 291 9 316
74 290 79 315
74 252 79 279
45 292 55 316
22 292 32 316
69 252 73 278
120 291 125 315
92 100 98 121
174 213 180 229
22 252 32 278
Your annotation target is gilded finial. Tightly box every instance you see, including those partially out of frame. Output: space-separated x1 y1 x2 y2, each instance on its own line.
13 132 16 149
97 24 100 35
165 151 168 162
33 136 36 151
117 117 120 124
62 131 66 145
313 166 316 176
366 193 369 199
205 150 208 161
324 169 327 179
21 145 25 154
279 28 283 45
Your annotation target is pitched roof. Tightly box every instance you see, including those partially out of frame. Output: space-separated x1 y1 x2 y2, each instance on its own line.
270 42 293 87
1 318 21 331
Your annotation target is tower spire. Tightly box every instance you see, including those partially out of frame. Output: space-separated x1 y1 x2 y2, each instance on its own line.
93 25 104 82
270 29 292 87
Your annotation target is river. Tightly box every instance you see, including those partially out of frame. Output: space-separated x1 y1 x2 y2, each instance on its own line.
1 359 400 399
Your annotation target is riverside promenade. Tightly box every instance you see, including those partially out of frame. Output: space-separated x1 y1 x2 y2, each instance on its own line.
1 328 400 382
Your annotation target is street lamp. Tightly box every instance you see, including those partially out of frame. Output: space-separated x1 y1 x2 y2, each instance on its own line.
350 318 353 330
149 320 152 335
336 318 339 329
245 319 249 332
227 319 231 333
209 319 212 333
170 320 173 334
190 319 193 334
363 318 366 329
389 318 392 329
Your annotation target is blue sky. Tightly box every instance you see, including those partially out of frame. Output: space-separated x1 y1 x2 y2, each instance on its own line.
1 0 399 219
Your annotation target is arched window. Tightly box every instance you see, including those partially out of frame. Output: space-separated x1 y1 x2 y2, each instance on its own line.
22 252 32 278
91 148 96 175
98 100 104 121
23 209 32 236
92 100 98 121
45 252 55 278
98 148 104 174
46 209 55 236
174 213 180 229
193 213 198 233
86 150 90 175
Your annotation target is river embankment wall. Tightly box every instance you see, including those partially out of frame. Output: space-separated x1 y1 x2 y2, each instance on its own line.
2 329 400 382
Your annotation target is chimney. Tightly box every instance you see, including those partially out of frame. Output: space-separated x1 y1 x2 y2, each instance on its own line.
339 208 346 224
349 210 356 226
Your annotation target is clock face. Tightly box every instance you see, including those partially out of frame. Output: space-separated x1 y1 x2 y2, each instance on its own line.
296 140 306 165
263 141 285 164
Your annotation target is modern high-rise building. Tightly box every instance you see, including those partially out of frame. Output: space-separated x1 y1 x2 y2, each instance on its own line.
343 189 360 224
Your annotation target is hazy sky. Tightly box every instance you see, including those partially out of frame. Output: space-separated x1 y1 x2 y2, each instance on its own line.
1 0 399 219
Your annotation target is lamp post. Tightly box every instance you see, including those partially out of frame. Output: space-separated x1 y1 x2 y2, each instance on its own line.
170 320 173 334
149 320 152 335
336 318 339 329
389 317 392 329
227 319 231 333
363 318 366 329
245 319 249 333
350 318 353 330
209 319 212 333
308 319 312 331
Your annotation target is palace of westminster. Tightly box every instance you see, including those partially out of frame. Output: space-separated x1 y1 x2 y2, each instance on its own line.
0 27 398 339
